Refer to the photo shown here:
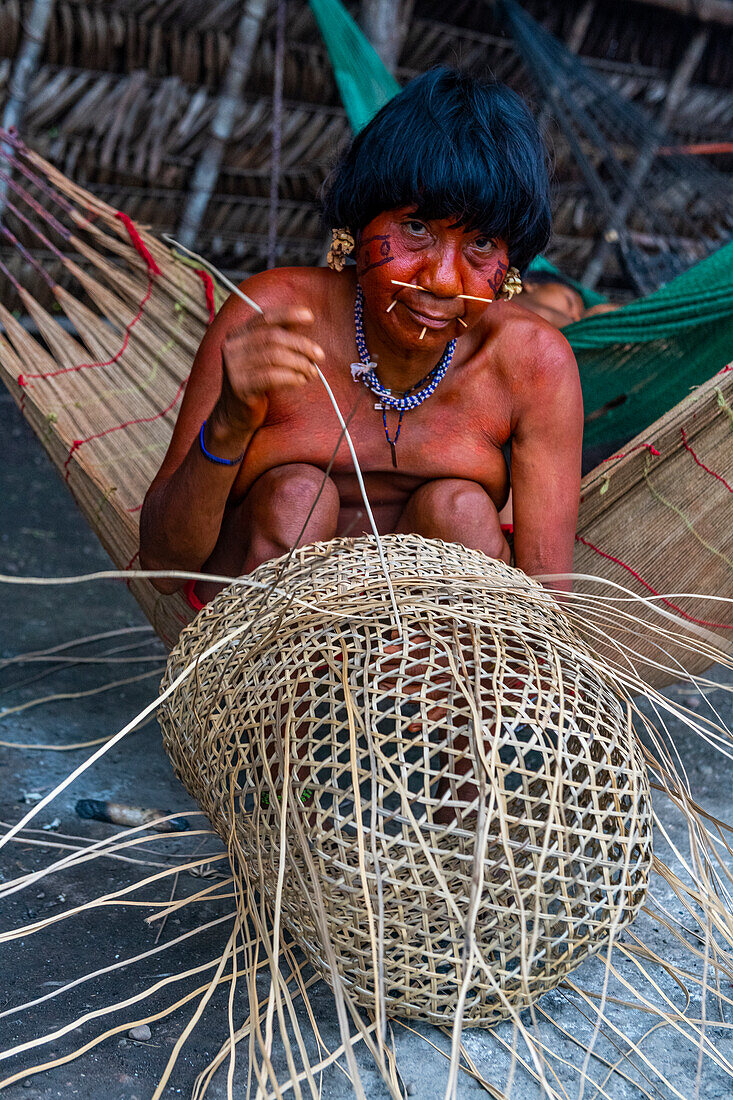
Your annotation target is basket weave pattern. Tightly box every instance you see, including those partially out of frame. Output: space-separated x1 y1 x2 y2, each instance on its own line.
160 535 653 1025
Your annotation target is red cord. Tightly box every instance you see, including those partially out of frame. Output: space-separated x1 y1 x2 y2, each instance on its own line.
17 278 154 385
114 211 161 276
680 427 732 492
601 442 660 463
575 534 732 630
64 379 186 480
193 269 217 324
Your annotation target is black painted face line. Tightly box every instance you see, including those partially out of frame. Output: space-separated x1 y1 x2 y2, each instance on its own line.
357 233 394 277
487 258 508 295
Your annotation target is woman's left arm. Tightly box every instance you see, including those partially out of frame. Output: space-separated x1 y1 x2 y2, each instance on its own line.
509 329 583 593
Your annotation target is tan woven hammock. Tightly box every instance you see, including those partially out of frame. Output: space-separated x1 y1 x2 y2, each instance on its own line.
0 132 731 683
160 534 654 1026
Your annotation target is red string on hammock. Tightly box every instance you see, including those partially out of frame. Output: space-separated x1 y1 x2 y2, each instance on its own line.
18 278 155 387
64 378 187 481
680 427 733 492
575 533 732 630
193 269 216 324
602 442 660 462
114 211 161 277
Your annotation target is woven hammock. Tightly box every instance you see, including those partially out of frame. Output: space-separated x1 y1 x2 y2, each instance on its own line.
161 534 654 1026
0 132 731 684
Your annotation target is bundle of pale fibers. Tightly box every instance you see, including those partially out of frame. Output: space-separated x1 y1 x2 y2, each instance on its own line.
1 540 732 1097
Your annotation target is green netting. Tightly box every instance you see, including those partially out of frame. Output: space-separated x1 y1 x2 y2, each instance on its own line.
310 0 733 450
564 241 733 448
307 0 399 133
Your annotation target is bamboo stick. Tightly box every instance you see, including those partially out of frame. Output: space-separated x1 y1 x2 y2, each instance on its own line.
0 0 55 212
177 0 269 251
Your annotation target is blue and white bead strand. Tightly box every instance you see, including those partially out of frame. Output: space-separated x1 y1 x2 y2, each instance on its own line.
352 285 457 466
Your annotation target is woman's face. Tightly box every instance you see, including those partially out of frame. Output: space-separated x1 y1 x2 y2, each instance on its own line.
522 281 584 326
355 207 510 351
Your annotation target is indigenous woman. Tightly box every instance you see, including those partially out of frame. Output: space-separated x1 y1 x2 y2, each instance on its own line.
140 68 583 605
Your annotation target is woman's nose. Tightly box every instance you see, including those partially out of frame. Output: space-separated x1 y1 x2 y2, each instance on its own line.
420 245 462 298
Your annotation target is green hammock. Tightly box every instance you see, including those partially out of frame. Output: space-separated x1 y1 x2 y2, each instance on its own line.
309 0 733 450
307 0 399 133
563 242 733 448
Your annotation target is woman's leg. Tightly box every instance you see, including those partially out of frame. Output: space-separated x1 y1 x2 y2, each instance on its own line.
396 477 510 562
193 463 339 603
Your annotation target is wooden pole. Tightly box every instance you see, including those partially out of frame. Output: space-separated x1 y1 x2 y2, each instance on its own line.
177 0 269 251
1 0 55 134
0 0 55 216
360 0 414 74
267 0 286 270
581 26 710 289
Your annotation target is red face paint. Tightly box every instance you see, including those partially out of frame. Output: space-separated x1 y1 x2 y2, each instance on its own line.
356 208 509 353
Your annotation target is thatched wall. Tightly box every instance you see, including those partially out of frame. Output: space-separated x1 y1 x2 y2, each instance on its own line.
0 0 731 286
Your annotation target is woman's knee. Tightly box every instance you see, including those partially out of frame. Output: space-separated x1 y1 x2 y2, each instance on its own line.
428 477 485 508
249 463 339 536
403 478 509 560
411 478 488 529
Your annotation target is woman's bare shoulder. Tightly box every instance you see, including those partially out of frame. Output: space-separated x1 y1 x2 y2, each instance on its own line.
222 266 350 321
489 300 578 385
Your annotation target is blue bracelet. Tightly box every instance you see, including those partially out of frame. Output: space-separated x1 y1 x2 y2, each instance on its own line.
199 420 244 466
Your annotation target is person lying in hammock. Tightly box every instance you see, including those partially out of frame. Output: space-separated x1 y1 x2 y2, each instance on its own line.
140 68 583 607
520 270 619 329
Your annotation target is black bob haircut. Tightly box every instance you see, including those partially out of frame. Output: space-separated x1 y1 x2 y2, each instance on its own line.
321 68 551 273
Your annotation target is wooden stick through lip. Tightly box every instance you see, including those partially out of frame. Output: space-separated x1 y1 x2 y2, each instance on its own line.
390 279 470 329
391 280 494 305
456 292 495 304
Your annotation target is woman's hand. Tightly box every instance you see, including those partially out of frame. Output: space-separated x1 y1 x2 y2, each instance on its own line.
214 306 325 433
583 302 620 318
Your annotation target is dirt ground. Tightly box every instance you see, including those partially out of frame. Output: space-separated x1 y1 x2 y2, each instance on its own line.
1 390 732 1099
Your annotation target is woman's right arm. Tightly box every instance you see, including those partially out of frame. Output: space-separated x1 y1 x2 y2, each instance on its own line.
138 288 323 593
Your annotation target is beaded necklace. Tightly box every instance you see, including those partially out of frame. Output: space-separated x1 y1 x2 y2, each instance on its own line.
352 285 457 467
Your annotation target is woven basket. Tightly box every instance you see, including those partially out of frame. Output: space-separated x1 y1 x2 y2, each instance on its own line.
160 535 653 1026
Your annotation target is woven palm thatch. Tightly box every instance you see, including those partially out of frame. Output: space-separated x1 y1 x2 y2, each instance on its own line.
1 0 732 287
0 133 730 684
160 534 653 1025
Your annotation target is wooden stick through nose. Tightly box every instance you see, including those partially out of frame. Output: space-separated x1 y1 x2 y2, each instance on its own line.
391 279 428 292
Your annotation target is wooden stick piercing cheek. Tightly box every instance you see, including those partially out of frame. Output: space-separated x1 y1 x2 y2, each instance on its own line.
457 317 468 328
385 299 397 313
456 292 495 304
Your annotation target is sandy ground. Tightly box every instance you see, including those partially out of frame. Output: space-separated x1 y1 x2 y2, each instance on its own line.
1 390 732 1099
